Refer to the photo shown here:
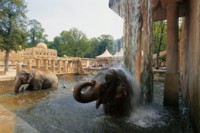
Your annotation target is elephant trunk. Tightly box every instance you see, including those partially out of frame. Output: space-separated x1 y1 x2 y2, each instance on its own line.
73 81 97 103
14 79 21 94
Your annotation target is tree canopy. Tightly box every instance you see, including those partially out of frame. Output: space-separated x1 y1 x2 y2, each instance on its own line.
153 20 167 68
0 0 28 51
48 28 115 58
153 21 167 54
95 35 114 56
27 19 48 47
0 0 28 71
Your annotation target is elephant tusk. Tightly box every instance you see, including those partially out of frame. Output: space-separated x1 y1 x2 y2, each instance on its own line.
18 84 29 92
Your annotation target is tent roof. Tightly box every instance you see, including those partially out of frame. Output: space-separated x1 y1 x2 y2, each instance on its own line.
113 48 123 58
96 49 113 58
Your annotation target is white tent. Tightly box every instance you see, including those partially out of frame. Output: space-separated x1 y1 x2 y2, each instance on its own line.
113 48 124 58
96 49 113 59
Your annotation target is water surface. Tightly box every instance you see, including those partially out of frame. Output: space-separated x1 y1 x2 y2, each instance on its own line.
0 75 193 133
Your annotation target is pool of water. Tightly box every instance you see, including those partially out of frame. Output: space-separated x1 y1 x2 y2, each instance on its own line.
0 75 194 133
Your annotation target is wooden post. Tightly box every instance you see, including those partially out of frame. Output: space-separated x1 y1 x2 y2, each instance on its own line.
44 59 49 70
16 63 22 74
63 60 68 73
27 59 32 70
51 60 55 73
77 58 84 74
36 59 41 69
164 2 179 107
57 60 61 73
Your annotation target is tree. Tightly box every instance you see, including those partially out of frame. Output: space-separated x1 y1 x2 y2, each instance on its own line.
49 28 90 57
82 35 115 58
27 19 47 47
0 0 28 72
84 37 99 58
153 21 167 68
49 28 115 58
48 37 63 57
95 35 114 56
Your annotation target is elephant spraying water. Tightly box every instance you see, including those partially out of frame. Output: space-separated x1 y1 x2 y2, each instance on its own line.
73 68 138 116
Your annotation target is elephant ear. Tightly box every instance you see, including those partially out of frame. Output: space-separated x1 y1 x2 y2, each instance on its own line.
115 85 127 98
27 72 33 83
105 69 128 99
115 75 128 98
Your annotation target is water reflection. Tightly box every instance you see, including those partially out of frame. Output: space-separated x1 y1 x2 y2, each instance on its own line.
0 75 194 133
0 80 55 111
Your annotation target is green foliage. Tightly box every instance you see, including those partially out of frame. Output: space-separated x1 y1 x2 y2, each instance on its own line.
153 21 167 52
84 37 99 58
48 37 63 57
153 21 167 61
27 19 48 47
48 29 115 58
84 35 114 58
49 28 90 57
95 35 114 55
0 0 28 51
0 0 28 71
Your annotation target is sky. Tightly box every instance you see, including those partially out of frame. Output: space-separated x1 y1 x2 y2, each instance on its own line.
25 0 124 41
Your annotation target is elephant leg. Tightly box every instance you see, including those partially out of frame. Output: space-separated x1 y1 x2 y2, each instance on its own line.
26 84 34 91
42 80 52 89
32 81 42 90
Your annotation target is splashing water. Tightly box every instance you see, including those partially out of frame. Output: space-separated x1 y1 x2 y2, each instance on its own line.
113 66 164 129
128 106 165 128
113 65 141 108
103 62 167 129
110 0 153 104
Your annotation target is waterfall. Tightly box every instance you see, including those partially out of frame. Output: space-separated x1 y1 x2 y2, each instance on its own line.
109 0 153 104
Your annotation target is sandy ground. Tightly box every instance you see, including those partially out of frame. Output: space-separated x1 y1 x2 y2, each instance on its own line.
0 69 16 81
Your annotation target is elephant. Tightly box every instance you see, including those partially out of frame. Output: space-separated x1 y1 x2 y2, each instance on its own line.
14 69 58 94
73 68 135 116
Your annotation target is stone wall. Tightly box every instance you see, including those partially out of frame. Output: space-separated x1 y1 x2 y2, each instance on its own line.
0 43 99 75
180 0 200 132
22 47 57 59
0 51 22 65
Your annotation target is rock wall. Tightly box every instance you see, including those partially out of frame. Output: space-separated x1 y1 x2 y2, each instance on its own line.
180 0 200 132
